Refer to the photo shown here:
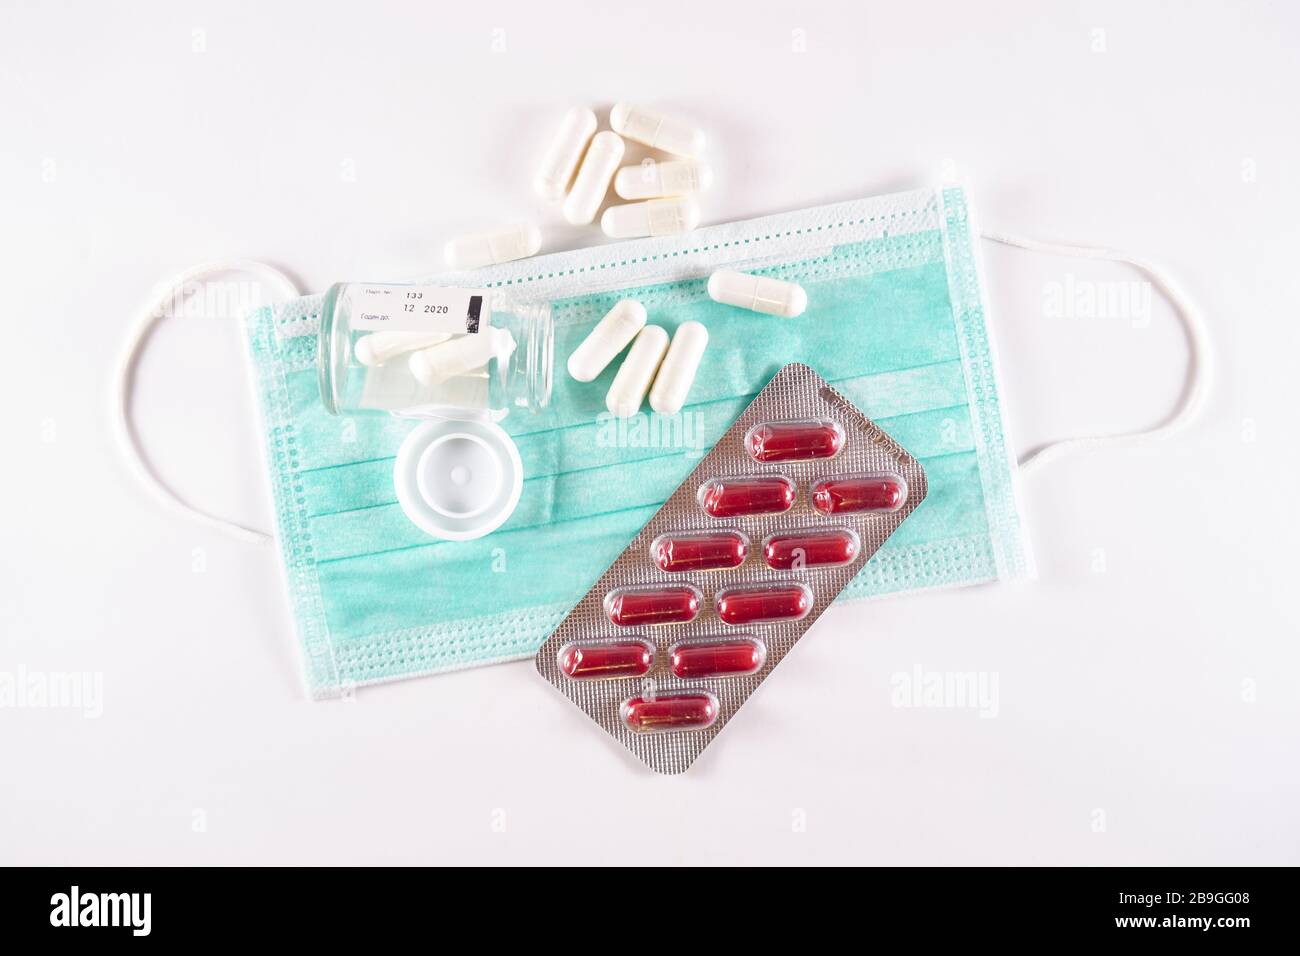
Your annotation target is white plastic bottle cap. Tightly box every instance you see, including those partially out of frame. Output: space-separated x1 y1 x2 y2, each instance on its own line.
393 418 523 540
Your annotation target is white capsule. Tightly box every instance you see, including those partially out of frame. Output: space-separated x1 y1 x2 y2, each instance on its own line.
606 325 669 418
706 269 808 318
563 131 625 225
649 321 708 416
534 107 598 201
567 299 647 383
614 159 713 200
409 328 514 386
601 197 701 239
609 102 706 158
444 223 542 270
355 330 452 367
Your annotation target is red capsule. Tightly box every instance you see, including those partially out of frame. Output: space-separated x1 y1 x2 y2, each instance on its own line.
620 692 719 733
605 586 700 627
699 475 796 518
811 473 907 515
557 641 654 680
763 529 860 570
670 638 766 679
652 531 748 573
716 584 812 625
745 419 844 463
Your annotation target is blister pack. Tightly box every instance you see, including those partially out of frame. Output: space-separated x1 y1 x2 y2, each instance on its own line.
535 362 929 773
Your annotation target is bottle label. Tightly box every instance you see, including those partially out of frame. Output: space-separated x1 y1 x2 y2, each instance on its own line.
350 284 491 334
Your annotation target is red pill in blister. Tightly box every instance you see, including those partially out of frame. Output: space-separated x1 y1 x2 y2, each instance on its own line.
605 586 701 626
745 419 844 463
763 528 860 570
557 640 654 680
670 637 766 679
620 692 719 733
699 475 796 518
652 531 748 573
811 473 908 515
715 583 812 626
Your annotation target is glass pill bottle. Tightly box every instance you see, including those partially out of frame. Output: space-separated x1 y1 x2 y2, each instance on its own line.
317 281 553 418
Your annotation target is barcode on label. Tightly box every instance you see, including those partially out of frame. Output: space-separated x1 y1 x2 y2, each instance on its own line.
350 285 492 334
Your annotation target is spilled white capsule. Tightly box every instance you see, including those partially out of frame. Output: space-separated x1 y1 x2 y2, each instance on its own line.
601 197 701 239
706 269 808 318
609 102 706 158
649 321 708 416
534 107 597 201
355 330 453 367
409 328 515 386
563 131 625 225
444 223 541 270
567 299 647 383
606 325 669 418
614 159 713 200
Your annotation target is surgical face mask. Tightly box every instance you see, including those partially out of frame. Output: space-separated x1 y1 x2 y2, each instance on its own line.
113 185 1209 698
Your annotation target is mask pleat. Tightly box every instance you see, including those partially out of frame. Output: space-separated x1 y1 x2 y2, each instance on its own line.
246 192 1028 693
315 507 658 637
296 384 976 545
293 363 974 527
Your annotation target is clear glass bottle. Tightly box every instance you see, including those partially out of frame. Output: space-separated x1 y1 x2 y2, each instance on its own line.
318 281 553 419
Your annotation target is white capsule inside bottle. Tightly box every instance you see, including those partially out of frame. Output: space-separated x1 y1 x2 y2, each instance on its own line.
601 197 701 239
706 269 808 318
355 330 453 367
606 325 669 418
563 131 625 225
567 299 647 383
534 107 598 201
649 321 709 416
614 159 713 200
409 328 515 386
444 223 542 270
609 102 706 158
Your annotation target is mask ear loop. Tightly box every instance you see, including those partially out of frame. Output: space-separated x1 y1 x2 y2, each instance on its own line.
112 260 301 544
981 231 1213 477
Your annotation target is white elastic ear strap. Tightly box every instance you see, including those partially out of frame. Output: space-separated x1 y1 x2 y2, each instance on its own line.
112 260 300 544
982 231 1213 477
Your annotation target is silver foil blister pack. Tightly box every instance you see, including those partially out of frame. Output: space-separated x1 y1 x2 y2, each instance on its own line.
535 363 929 773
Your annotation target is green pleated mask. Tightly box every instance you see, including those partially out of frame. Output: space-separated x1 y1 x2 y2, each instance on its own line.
245 186 1030 697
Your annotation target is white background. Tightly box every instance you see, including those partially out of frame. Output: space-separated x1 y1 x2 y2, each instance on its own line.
3 0 1297 865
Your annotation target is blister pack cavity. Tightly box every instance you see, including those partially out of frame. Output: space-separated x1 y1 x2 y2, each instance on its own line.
535 362 928 773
